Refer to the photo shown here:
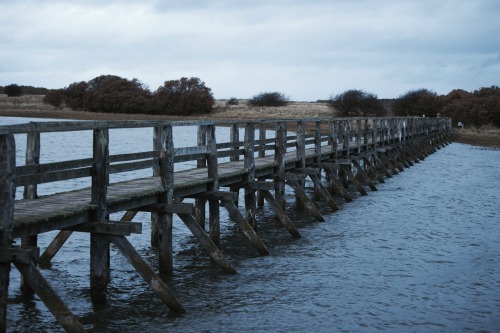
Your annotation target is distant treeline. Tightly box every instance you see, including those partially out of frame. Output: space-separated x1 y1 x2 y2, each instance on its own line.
3 75 499 127
0 84 49 96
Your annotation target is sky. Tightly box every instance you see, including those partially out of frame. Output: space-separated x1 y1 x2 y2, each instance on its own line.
0 0 499 101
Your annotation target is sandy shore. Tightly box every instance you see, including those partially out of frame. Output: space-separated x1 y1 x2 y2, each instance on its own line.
1 94 498 148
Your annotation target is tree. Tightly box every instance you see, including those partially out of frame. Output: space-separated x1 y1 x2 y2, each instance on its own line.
4 84 23 97
392 89 442 117
63 81 88 110
248 92 289 107
328 89 386 117
152 77 214 115
43 89 65 107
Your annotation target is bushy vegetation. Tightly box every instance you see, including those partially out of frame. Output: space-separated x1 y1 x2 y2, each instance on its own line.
328 89 386 117
392 89 442 117
152 77 214 115
43 75 214 115
226 97 239 106
3 84 23 97
248 92 289 107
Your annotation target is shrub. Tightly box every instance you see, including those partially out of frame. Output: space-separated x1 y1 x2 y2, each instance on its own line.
43 89 65 107
4 84 23 97
248 92 289 107
63 81 89 110
226 97 239 106
83 75 152 114
392 89 443 117
152 77 214 115
328 89 386 117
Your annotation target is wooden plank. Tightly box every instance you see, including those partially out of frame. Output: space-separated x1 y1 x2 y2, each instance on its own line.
219 201 270 255
107 235 186 313
352 160 377 191
63 221 142 235
260 190 301 239
177 213 237 274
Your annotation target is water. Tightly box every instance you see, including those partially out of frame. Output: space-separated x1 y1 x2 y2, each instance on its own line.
2 117 499 332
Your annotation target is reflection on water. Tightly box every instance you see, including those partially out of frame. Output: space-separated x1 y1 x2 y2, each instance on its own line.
3 117 500 332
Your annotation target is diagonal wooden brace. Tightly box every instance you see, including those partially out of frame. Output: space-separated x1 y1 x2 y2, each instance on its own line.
285 180 325 222
260 190 301 239
352 160 377 191
308 174 340 211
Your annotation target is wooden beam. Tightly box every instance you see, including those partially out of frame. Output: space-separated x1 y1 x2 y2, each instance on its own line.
107 235 186 313
135 203 194 215
322 168 353 203
219 201 270 255
63 221 142 235
308 174 340 212
285 180 325 222
39 231 73 267
14 260 86 332
260 190 301 239
177 213 237 274
352 160 377 191
0 247 39 265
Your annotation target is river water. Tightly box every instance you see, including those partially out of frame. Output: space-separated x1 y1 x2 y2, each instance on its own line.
3 117 500 332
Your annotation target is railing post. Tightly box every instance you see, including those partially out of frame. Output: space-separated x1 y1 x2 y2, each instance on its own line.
229 124 241 206
244 123 257 227
274 122 286 209
0 134 15 333
329 120 338 158
314 120 322 200
155 125 175 275
356 119 362 153
295 121 305 209
90 128 109 304
257 122 266 207
206 124 220 245
21 132 40 295
195 125 207 228
343 120 350 156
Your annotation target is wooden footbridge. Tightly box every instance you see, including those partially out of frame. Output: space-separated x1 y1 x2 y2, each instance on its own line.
0 116 452 332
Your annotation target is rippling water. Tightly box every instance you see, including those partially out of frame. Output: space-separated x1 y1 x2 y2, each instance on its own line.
3 117 500 332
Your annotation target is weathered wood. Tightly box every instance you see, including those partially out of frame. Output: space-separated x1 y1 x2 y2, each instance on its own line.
260 190 301 238
206 125 220 245
295 121 306 210
285 180 325 222
107 235 185 313
352 160 377 191
63 221 142 235
135 203 194 215
39 231 73 267
90 128 109 304
219 200 270 255
257 123 267 207
244 123 257 228
21 132 40 295
195 125 207 228
313 121 322 201
0 134 15 333
323 167 353 202
308 174 340 212
177 213 237 274
158 125 174 275
14 260 86 332
274 122 286 209
343 166 368 196
191 191 238 202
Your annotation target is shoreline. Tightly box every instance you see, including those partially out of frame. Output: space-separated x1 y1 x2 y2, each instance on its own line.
0 102 498 149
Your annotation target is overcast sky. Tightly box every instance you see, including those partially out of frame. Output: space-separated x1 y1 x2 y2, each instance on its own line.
1 0 499 100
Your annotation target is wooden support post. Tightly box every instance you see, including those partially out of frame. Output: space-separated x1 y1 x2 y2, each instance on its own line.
257 123 266 207
323 167 352 202
260 190 301 239
21 131 40 295
352 160 377 191
157 125 174 275
286 180 325 222
343 166 368 196
107 235 185 313
356 119 362 153
219 200 270 255
329 120 338 158
90 128 110 304
295 121 306 210
39 231 73 267
244 123 257 228
362 156 385 183
0 134 15 333
308 173 340 212
206 124 220 245
229 124 240 206
313 121 322 201
152 126 162 248
274 122 286 209
195 125 207 228
177 213 237 274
